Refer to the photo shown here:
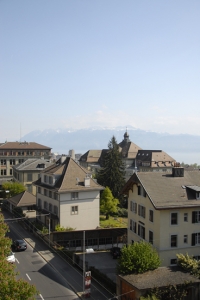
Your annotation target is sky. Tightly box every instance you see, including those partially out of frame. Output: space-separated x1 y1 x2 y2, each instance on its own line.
1 0 200 141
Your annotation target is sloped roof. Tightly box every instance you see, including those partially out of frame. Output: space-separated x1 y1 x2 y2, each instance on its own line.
119 266 200 290
34 157 104 193
0 142 51 150
7 191 36 207
79 150 103 163
122 169 200 209
12 158 53 171
136 150 175 167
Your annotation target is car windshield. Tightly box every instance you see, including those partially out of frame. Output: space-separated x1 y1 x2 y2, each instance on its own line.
18 240 25 244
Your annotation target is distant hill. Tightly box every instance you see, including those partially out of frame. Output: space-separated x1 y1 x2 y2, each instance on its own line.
21 126 200 164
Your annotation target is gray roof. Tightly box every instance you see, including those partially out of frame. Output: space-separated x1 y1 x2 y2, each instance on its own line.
119 266 200 290
122 169 200 209
12 158 53 171
0 141 51 150
34 157 104 193
7 191 36 207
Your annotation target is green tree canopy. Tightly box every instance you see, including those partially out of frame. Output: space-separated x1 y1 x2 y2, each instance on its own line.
100 186 119 219
2 182 26 197
117 241 161 275
0 213 38 299
96 136 125 205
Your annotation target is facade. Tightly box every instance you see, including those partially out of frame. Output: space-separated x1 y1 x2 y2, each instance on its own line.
12 158 54 195
121 167 200 266
79 131 176 179
33 156 104 231
0 141 51 181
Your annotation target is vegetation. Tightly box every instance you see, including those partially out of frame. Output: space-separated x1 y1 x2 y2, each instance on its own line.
177 253 200 277
2 181 26 197
100 215 127 228
0 213 38 299
55 224 75 232
100 187 119 219
96 136 126 206
180 162 200 169
117 241 161 275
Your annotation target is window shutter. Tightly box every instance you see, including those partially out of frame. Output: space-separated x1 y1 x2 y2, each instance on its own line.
192 233 196 246
192 211 196 223
143 228 145 239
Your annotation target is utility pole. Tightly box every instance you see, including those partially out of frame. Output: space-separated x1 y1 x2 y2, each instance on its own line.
83 230 85 296
48 214 51 247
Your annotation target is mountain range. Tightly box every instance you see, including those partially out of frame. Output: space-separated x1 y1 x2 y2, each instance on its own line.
21 126 200 164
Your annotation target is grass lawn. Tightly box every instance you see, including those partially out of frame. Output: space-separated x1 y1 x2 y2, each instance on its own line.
100 215 128 228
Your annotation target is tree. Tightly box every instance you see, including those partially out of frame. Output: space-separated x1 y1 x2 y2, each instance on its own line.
2 182 26 197
96 136 125 205
100 187 119 219
0 213 38 299
117 241 161 275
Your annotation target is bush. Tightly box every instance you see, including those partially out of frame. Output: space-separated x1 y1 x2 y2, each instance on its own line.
117 208 128 217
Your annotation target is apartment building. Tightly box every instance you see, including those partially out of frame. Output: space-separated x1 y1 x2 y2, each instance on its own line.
0 141 51 181
121 167 200 266
33 156 104 231
12 158 54 195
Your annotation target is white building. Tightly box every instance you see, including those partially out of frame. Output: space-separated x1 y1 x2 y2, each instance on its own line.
34 156 104 231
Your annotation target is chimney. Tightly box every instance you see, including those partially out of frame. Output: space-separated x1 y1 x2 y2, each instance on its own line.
84 174 91 187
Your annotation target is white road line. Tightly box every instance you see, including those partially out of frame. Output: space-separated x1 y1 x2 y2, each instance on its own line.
15 258 19 264
39 294 45 300
26 273 31 281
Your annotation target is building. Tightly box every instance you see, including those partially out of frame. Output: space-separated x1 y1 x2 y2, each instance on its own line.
12 158 54 195
79 131 176 179
121 167 200 266
116 266 200 300
33 156 104 231
6 190 36 219
0 141 51 181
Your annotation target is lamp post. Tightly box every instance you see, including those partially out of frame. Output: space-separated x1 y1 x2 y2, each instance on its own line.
48 214 51 247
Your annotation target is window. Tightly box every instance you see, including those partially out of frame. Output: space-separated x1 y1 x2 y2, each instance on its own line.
138 205 146 218
1 159 6 165
192 211 200 223
137 185 146 197
171 212 178 225
130 201 137 213
149 210 154 222
1 170 6 175
184 235 188 244
27 174 32 181
10 159 15 165
19 159 24 163
44 201 47 209
38 198 41 208
171 235 177 247
71 192 78 200
38 187 41 194
71 206 78 215
184 213 188 222
49 191 52 198
44 175 47 183
192 233 200 246
170 259 177 265
10 169 12 175
49 203 52 212
54 205 58 215
149 231 153 244
44 189 47 196
138 224 145 239
49 177 53 184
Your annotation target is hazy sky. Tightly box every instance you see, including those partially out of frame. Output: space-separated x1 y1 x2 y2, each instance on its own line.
1 0 200 141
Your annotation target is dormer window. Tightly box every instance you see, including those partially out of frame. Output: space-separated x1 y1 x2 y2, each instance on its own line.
197 192 200 200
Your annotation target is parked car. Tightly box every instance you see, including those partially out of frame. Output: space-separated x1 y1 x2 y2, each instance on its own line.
6 251 16 263
110 247 121 259
12 239 27 251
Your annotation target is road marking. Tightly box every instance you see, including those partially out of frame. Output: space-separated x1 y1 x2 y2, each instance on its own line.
26 273 31 281
39 294 45 300
15 258 19 264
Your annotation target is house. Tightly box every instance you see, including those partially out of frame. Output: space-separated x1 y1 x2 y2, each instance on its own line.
116 266 200 300
6 190 36 219
0 141 51 181
79 131 176 179
12 158 54 195
121 167 200 266
33 156 104 231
